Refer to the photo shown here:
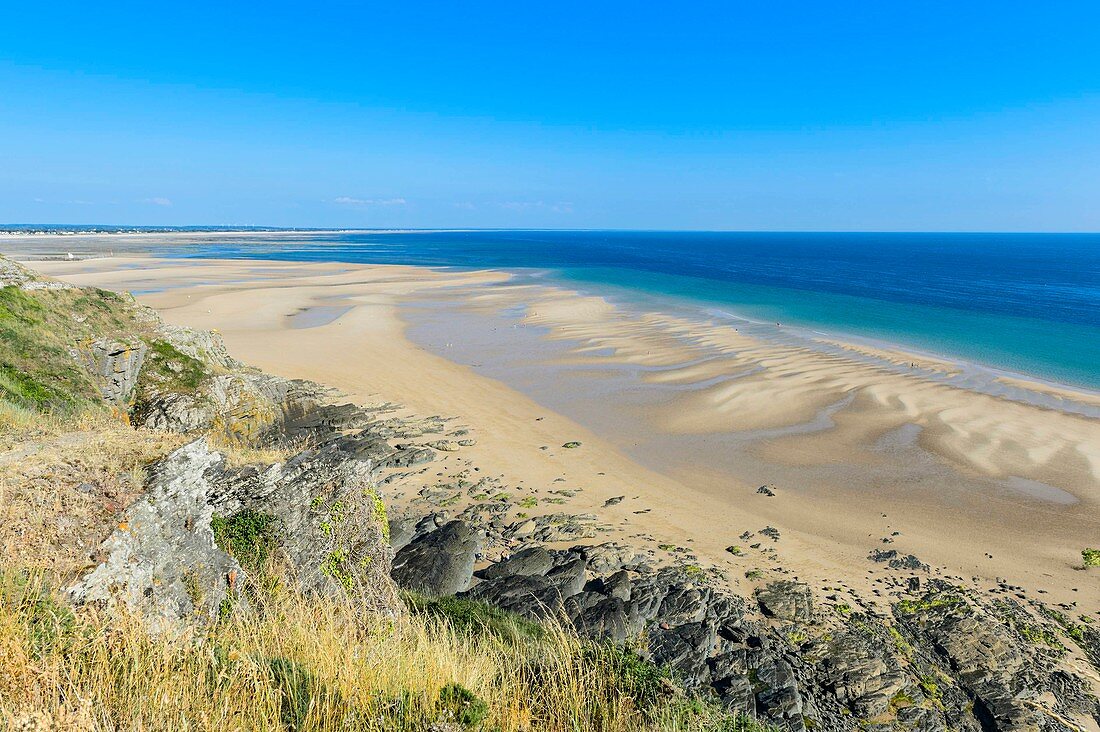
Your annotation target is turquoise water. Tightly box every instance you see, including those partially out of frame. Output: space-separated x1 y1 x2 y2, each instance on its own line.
163 230 1100 390
553 266 1100 391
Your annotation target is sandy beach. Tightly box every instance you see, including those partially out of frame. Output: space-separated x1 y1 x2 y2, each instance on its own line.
25 252 1100 612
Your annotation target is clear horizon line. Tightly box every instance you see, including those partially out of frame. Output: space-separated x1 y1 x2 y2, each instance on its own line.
3 224 1100 236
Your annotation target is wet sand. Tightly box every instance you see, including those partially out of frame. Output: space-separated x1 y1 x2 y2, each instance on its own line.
26 253 1100 611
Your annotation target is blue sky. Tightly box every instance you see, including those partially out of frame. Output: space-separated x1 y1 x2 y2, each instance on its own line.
2 1 1098 230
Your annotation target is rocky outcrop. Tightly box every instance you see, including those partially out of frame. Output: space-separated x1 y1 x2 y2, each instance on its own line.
64 304 434 632
888 585 1099 732
72 339 147 407
756 581 813 623
70 438 400 631
391 520 481 597
157 324 241 370
388 517 1100 732
69 441 238 633
138 371 355 442
134 361 443 480
0 257 75 290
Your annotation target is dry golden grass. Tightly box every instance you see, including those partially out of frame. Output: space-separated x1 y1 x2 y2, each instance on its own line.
207 430 302 469
0 411 187 578
0 401 301 581
0 413 769 731
0 569 766 732
0 405 766 731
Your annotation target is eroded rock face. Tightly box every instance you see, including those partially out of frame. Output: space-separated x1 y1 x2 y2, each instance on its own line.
133 368 439 474
819 629 908 718
391 520 481 596
137 372 336 441
0 257 76 290
72 339 147 407
892 589 1053 732
756 581 814 623
70 439 400 631
69 441 238 633
477 546 554 580
157 324 241 370
386 512 1100 732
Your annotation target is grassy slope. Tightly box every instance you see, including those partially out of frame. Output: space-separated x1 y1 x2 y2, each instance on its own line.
0 285 140 414
0 276 211 432
0 571 773 732
0 269 774 731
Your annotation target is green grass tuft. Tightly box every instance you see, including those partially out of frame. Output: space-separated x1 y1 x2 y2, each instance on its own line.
403 592 545 644
211 510 279 571
438 682 489 727
141 338 209 393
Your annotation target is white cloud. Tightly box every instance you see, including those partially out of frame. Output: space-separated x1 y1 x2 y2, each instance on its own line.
143 197 172 206
499 201 573 214
333 196 406 207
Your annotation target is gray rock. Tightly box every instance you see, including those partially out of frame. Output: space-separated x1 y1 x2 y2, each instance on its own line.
214 446 397 608
819 630 907 717
888 554 928 572
72 339 147 407
629 571 676 622
563 590 605 618
136 371 382 450
391 520 480 596
649 620 719 687
477 546 554 580
68 441 240 633
139 391 214 432
753 656 805 731
598 570 633 601
572 542 639 574
462 574 566 620
0 257 76 289
896 591 1045 731
572 596 640 642
756 581 814 623
504 513 599 543
388 516 417 552
69 438 399 632
545 557 587 598
868 548 898 563
381 445 436 468
158 324 241 370
659 583 710 626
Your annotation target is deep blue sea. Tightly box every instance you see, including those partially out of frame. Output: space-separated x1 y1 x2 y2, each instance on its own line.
165 230 1100 390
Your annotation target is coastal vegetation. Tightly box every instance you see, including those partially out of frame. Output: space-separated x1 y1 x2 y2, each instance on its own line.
1 566 770 731
4 255 1100 732
0 258 770 731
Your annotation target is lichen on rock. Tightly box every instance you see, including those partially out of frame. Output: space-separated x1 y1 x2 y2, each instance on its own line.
69 437 401 631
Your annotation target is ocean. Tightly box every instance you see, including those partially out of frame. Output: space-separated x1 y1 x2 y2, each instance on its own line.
163 230 1100 390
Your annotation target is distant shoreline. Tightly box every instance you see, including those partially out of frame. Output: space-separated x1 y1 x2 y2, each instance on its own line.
0 227 359 237
6 228 1100 393
4 226 1100 236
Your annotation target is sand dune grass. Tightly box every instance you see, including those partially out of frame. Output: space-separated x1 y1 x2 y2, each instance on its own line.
0 570 767 732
